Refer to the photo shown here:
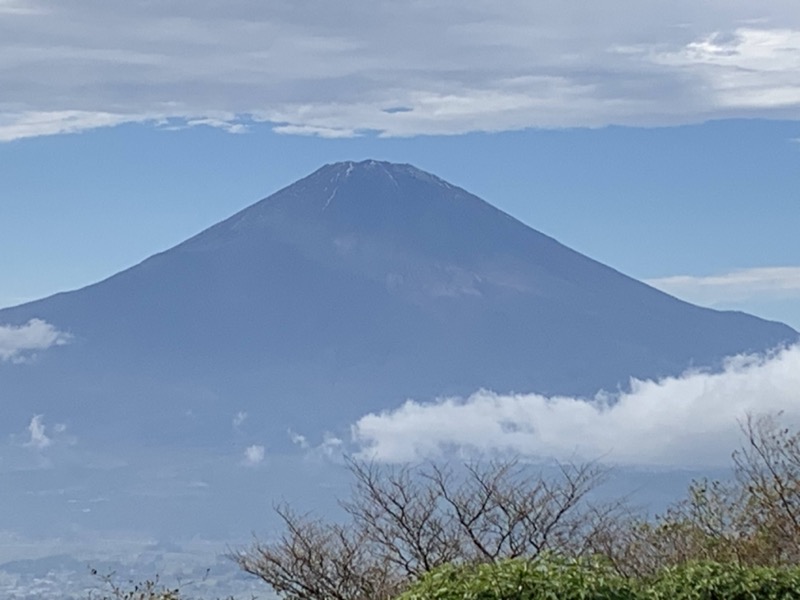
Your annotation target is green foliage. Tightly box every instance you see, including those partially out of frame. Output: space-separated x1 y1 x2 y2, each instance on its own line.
398 557 800 600
398 555 636 600
647 562 800 600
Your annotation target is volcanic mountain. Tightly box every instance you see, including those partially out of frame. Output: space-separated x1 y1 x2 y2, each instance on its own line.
1 160 796 447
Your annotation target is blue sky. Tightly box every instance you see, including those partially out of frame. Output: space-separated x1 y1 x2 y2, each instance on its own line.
1 0 799 329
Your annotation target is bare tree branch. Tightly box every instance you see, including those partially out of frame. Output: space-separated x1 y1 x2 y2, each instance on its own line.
233 457 618 600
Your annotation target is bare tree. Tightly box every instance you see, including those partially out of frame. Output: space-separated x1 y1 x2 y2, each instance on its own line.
233 457 619 600
340 460 462 578
421 459 620 561
232 505 404 600
733 413 800 563
603 478 752 577
605 413 800 576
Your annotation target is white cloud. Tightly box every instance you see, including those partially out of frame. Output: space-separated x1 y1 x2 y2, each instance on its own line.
647 267 800 305
0 0 44 16
15 415 73 453
319 433 344 458
654 28 800 109
0 111 145 142
293 431 346 462
0 318 71 362
352 344 800 468
1 2 800 140
242 444 265 466
271 123 359 138
232 411 248 429
288 429 309 449
24 415 51 449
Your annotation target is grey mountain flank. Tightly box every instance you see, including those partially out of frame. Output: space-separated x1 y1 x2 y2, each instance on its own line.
2 160 796 448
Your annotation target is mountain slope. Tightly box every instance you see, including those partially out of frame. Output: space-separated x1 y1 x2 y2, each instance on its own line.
1 160 796 447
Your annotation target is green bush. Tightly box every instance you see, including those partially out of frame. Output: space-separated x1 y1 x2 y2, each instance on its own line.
398 555 636 600
398 556 800 600
647 562 800 600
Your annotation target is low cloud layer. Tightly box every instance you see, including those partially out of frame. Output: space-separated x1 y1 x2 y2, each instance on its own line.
352 344 800 468
0 319 71 362
1 1 799 140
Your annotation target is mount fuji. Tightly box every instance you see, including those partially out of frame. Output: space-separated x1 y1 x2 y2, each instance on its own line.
1 160 796 449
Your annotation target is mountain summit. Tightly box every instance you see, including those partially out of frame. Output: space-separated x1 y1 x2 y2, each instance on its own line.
1 160 796 447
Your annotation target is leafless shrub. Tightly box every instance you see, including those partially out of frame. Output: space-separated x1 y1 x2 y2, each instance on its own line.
606 413 800 576
233 505 403 600
233 457 621 600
